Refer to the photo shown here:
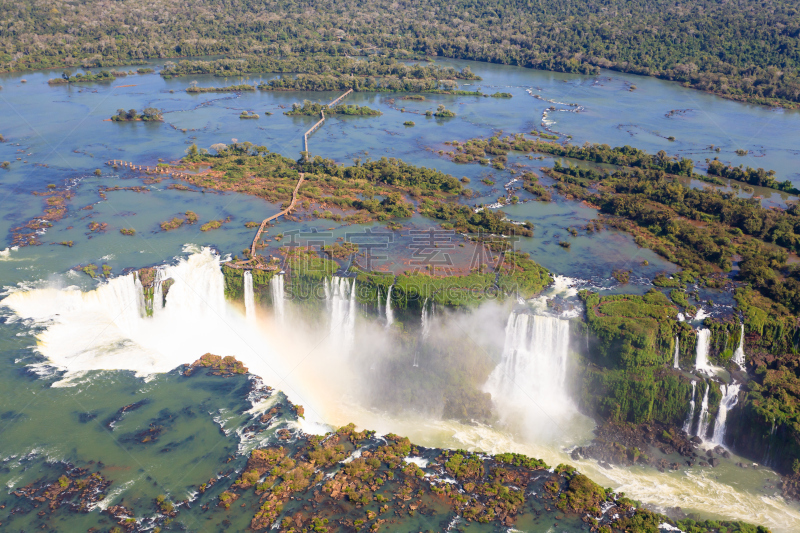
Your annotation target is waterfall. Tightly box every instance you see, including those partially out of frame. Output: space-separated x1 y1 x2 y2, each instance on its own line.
673 336 680 369
161 250 226 319
133 274 146 319
695 328 712 373
732 324 745 369
712 382 741 445
152 268 166 316
243 271 256 323
421 298 432 339
271 274 285 325
325 276 356 353
385 285 394 327
683 381 697 434
484 312 571 416
1 248 247 376
696 384 711 440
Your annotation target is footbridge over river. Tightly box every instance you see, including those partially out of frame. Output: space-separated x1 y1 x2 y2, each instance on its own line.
303 88 353 159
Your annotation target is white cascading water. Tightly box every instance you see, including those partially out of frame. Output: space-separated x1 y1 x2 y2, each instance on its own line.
7 250 800 531
673 336 680 369
421 298 432 339
325 276 356 353
732 324 746 369
484 312 572 422
271 274 285 325
695 328 712 373
385 285 394 327
696 384 711 440
133 274 146 318
683 381 697 434
152 267 167 316
0 249 250 376
243 270 256 323
712 382 741 446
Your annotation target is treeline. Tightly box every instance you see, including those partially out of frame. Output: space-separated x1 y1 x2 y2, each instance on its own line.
420 201 533 237
5 0 799 107
258 73 465 93
162 56 480 81
301 156 462 195
707 159 798 194
186 83 255 93
548 163 800 312
454 135 795 195
48 70 115 85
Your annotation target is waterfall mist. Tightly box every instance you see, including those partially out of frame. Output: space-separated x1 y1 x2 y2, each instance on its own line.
5 249 800 530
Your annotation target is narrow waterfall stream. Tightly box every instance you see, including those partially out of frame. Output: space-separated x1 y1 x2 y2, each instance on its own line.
712 383 742 445
243 270 255 323
271 273 285 325
683 381 697 434
385 284 394 327
695 328 712 373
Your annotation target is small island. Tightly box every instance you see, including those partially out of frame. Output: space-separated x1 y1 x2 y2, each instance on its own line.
48 70 116 85
285 100 381 116
239 110 260 119
432 104 456 118
110 108 163 122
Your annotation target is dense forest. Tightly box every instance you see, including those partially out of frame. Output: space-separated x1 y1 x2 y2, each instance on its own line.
1 0 799 106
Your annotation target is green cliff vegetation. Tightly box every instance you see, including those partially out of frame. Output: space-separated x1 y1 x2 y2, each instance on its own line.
222 263 278 303
578 290 699 426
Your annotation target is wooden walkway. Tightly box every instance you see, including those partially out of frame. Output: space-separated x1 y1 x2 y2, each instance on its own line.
249 173 305 257
302 89 354 159
106 160 192 180
106 159 305 263
328 88 353 107
304 111 325 155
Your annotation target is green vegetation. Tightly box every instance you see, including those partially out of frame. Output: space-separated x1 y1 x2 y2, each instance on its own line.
48 70 115 85
239 110 259 119
419 201 533 240
433 104 456 118
707 159 798 194
579 290 698 425
200 220 223 231
403 120 415 126
490 92 513 98
7 0 800 107
186 83 255 93
284 100 381 116
110 107 162 121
